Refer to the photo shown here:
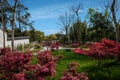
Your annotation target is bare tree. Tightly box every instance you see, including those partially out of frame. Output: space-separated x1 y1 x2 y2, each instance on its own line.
110 0 120 42
71 4 83 43
71 4 82 21
59 11 71 42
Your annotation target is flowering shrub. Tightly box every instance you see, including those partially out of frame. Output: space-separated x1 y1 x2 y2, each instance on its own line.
0 49 32 80
61 73 89 80
0 48 57 80
88 38 119 58
73 38 120 79
50 42 62 50
61 62 89 80
24 62 56 80
84 38 120 78
25 51 57 80
73 48 87 55
37 50 63 63
35 61 56 78
71 43 79 48
74 38 120 58
11 73 26 80
37 51 56 65
0 48 11 55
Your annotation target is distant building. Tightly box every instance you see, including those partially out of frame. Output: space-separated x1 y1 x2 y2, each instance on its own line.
0 29 29 48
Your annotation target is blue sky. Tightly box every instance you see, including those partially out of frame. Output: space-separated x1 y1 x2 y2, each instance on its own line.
23 0 109 35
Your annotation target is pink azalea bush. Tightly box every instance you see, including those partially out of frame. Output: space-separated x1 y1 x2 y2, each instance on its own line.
71 43 79 48
0 48 56 80
61 62 89 80
11 73 26 80
50 42 62 50
0 48 11 55
73 48 87 55
74 38 120 58
87 38 120 58
37 51 56 65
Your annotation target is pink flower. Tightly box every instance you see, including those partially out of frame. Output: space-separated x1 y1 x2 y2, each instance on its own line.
12 73 26 80
74 48 86 55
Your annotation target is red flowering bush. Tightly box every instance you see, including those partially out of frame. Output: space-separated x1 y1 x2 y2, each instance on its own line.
35 61 56 78
0 50 32 80
85 38 120 77
73 38 120 78
0 48 11 55
50 42 62 50
0 48 57 80
11 73 26 80
73 48 87 55
61 62 89 80
0 52 32 71
23 62 56 80
61 73 89 80
74 38 120 58
71 43 79 48
88 38 119 58
37 51 56 65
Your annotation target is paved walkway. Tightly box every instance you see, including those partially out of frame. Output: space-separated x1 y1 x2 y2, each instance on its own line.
33 46 74 55
41 46 74 51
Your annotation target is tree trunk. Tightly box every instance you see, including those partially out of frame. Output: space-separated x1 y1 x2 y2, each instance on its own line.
111 0 120 42
11 0 18 51
1 1 5 48
66 29 68 42
18 2 21 35
2 17 5 48
11 10 16 51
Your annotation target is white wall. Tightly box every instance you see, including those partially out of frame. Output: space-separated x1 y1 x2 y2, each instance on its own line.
0 29 3 47
7 39 29 48
0 41 3 47
0 29 29 48
0 29 7 48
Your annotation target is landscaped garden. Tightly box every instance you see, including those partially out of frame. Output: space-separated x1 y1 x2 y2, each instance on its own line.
0 38 120 80
1 0 120 80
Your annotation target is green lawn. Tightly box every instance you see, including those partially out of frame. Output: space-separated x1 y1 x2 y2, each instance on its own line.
31 49 120 80
51 49 120 80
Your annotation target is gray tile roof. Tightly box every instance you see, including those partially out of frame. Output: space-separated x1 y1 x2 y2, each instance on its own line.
7 36 29 41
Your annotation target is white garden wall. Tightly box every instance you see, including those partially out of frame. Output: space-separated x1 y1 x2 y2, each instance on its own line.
7 39 29 48
0 29 29 48
0 29 7 48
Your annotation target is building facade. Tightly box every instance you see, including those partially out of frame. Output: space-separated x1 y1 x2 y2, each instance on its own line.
0 29 29 48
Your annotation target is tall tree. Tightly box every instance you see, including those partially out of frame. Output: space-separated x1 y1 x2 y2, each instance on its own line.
69 21 87 43
1 0 33 50
71 3 83 43
0 0 5 47
0 0 8 47
87 8 115 41
59 12 71 42
3 0 19 50
16 1 33 32
71 4 82 21
11 0 18 50
110 0 120 42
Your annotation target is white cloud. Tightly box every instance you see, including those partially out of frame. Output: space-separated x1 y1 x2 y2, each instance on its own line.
30 2 85 20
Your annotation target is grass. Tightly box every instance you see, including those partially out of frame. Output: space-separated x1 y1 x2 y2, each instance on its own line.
51 49 120 80
31 49 120 80
51 50 96 80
